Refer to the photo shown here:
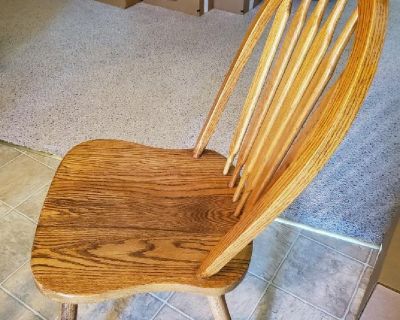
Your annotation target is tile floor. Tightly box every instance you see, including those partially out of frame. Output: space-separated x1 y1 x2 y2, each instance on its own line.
0 141 380 320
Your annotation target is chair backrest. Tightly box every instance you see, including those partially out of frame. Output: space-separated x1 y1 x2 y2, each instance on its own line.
194 0 388 277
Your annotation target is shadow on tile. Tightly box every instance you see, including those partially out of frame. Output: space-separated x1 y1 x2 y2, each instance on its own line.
79 294 163 320
0 154 54 207
273 236 364 318
0 289 41 320
250 286 335 320
249 222 300 281
2 263 59 320
0 211 36 282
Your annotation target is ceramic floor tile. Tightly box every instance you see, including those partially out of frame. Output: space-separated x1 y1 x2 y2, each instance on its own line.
0 144 21 167
345 267 373 320
301 230 372 262
15 185 50 223
226 273 268 320
79 294 163 320
0 211 36 282
250 286 335 320
367 249 380 267
0 201 12 218
249 222 300 281
168 292 213 320
0 289 41 320
0 154 54 207
273 236 364 318
154 305 189 320
23 150 61 170
2 262 60 320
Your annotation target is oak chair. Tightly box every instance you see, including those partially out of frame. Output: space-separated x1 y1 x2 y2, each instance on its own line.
30 0 387 319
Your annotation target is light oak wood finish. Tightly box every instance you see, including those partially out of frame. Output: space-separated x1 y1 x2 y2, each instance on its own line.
197 0 388 278
226 0 312 184
208 295 231 320
193 0 284 158
248 9 359 204
232 0 331 202
31 0 387 318
31 140 251 303
61 303 77 320
223 0 292 175
241 0 350 208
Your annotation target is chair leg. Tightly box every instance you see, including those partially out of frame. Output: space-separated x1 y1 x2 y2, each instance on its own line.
61 303 78 320
207 295 231 320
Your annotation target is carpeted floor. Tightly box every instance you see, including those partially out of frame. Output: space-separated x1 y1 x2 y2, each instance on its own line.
0 0 399 244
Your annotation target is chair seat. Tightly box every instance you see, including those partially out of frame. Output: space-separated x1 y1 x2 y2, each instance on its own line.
31 140 252 303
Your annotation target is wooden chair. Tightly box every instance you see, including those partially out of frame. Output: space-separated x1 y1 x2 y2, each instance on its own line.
30 0 387 319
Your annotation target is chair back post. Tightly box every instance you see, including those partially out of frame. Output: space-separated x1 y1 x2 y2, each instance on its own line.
193 0 284 158
195 0 388 278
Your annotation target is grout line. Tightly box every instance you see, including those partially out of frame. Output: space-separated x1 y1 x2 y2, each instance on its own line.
0 153 23 171
0 200 13 218
149 292 174 303
341 263 369 320
150 301 167 320
365 249 373 268
247 233 301 320
301 234 372 266
248 270 269 283
275 217 380 250
368 247 381 268
270 232 300 283
0 202 39 226
151 292 196 320
10 182 51 225
250 233 375 320
12 208 38 225
149 292 174 320
272 284 341 320
6 182 50 214
10 144 55 157
246 281 272 320
267 233 369 320
0 285 47 320
162 302 195 320
0 260 29 286
19 149 59 170
12 182 51 210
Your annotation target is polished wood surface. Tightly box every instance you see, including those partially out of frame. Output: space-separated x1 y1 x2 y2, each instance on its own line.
193 0 283 158
197 0 388 277
232 0 331 205
226 0 312 183
31 0 387 316
223 0 292 175
31 140 251 303
241 0 350 208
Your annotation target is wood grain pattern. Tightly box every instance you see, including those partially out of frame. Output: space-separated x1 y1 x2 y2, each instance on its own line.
193 0 283 158
243 0 349 207
228 0 312 187
31 0 387 312
232 0 330 202
248 9 358 204
198 0 388 278
31 140 252 303
223 0 292 174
